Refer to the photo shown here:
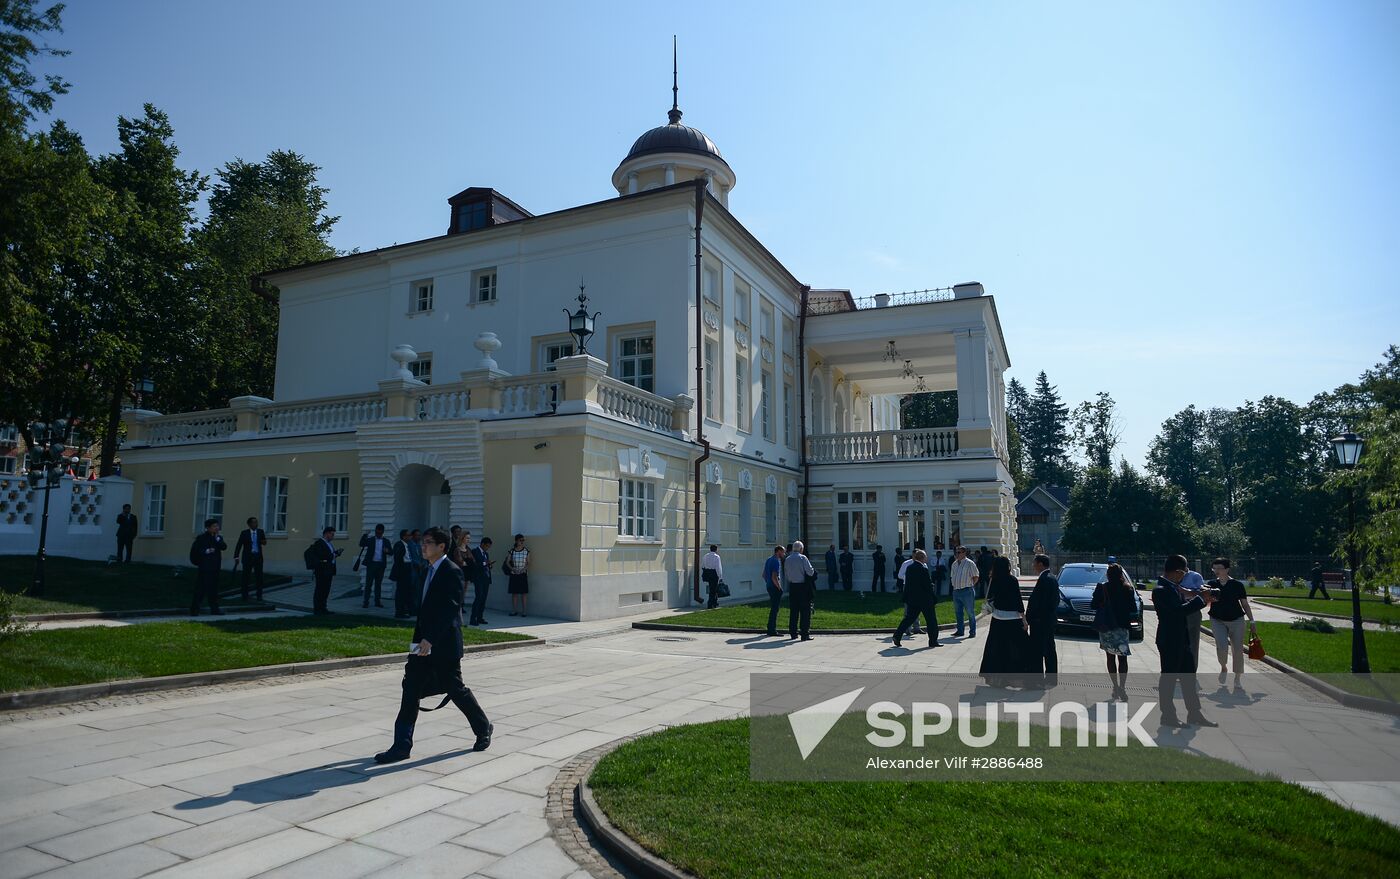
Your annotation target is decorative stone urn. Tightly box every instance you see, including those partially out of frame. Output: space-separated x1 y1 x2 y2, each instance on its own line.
390 344 418 380
474 332 502 371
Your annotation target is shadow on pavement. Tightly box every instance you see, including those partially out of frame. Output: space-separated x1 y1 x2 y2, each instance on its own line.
173 750 470 810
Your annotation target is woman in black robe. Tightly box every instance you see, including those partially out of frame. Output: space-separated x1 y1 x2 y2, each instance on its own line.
979 555 1030 683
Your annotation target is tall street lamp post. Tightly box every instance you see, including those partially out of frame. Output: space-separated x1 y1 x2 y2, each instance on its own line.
1330 431 1368 675
1130 521 1139 583
25 420 78 598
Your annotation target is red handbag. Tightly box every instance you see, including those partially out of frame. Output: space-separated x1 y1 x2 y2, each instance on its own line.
1246 635 1265 660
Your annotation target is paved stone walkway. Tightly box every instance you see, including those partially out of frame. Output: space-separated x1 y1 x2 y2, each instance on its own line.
2 607 1398 878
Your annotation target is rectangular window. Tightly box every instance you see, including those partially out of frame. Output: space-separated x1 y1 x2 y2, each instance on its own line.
703 265 721 305
764 492 778 544
703 340 717 417
782 316 795 356
787 497 799 544
0 424 17 443
408 355 432 384
0 456 13 475
475 268 498 303
735 356 749 431
617 478 657 539
193 478 224 531
319 475 350 535
413 279 434 312
261 476 289 535
738 487 752 543
541 340 575 371
618 335 655 392
143 483 167 534
760 370 773 440
783 382 793 446
734 280 750 327
760 301 775 341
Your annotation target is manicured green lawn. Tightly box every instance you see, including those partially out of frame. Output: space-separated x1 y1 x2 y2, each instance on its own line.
656 590 981 630
590 718 1400 879
0 615 529 692
1255 622 1400 700
1254 596 1400 624
0 555 289 615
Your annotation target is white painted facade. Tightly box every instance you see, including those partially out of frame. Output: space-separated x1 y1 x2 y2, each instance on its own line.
111 101 1019 619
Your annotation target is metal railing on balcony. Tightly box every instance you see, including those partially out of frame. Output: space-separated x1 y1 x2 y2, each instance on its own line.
805 286 957 315
807 428 959 463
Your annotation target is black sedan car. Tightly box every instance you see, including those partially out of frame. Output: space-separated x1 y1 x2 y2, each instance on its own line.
1052 563 1143 640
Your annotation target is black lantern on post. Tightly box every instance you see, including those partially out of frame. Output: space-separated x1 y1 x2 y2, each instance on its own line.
1329 431 1369 674
133 375 155 410
565 282 601 356
25 419 78 597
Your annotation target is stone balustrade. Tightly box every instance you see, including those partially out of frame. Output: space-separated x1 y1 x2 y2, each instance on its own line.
596 376 674 433
259 395 386 435
144 411 238 446
416 385 472 421
807 428 960 464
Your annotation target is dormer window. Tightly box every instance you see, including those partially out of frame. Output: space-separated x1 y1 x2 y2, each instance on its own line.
456 201 489 233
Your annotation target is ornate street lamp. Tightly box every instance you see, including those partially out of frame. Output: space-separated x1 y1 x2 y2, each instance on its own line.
25 419 79 597
1330 431 1369 674
133 375 155 410
564 282 601 356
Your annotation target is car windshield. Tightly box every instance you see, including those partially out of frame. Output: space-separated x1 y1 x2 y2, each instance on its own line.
1058 567 1107 587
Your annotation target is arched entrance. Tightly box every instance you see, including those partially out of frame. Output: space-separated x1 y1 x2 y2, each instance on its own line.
395 463 450 532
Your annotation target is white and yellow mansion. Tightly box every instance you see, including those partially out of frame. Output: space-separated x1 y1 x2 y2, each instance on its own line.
115 93 1018 620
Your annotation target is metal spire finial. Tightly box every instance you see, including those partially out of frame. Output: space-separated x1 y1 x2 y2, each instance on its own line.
668 36 682 124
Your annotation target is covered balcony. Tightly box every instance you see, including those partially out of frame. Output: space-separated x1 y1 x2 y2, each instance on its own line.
801 283 1011 470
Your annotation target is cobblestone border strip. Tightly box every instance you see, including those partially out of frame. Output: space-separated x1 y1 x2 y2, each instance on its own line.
549 734 699 879
633 615 986 636
0 636 543 711
1258 653 1400 717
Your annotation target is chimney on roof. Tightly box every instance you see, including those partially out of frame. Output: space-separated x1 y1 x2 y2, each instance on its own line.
952 282 985 299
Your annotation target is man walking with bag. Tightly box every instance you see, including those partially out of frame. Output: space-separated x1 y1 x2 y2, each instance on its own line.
375 527 493 764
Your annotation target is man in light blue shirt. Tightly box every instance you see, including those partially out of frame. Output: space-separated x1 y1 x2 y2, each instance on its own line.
1179 565 1206 664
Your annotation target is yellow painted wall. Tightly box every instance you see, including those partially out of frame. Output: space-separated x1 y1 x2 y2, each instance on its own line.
481 434 585 577
123 446 363 568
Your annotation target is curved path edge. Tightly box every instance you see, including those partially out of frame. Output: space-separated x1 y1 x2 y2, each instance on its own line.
1258 653 1400 717
550 735 701 879
634 606 991 636
0 636 543 712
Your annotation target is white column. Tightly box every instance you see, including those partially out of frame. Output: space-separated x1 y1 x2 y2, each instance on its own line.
954 328 992 430
664 164 676 186
626 171 639 195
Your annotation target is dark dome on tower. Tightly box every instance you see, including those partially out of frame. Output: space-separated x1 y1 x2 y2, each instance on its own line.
623 119 729 168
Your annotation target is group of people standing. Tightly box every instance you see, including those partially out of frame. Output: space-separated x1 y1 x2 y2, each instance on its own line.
184 517 532 624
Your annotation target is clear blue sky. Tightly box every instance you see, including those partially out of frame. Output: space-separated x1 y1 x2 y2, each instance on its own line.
35 0 1400 468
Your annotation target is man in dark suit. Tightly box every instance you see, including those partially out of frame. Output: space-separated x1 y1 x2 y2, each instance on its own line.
232 517 267 601
390 529 413 618
870 544 886 593
893 550 939 648
1152 553 1218 728
1308 562 1330 600
188 518 226 615
838 545 854 591
115 503 138 563
375 527 493 764
469 537 493 626
824 545 839 590
359 524 392 608
308 526 341 615
1026 553 1060 681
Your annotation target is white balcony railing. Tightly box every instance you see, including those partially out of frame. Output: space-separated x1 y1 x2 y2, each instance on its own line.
597 377 674 433
417 386 471 421
145 412 237 446
260 395 386 436
807 428 959 464
497 376 561 417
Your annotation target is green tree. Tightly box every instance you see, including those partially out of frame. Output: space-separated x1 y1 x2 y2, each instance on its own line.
1147 404 1225 524
1061 462 1195 554
1196 520 1250 560
0 0 69 131
88 104 206 473
1070 391 1120 471
899 390 956 429
1021 371 1074 488
183 150 338 409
